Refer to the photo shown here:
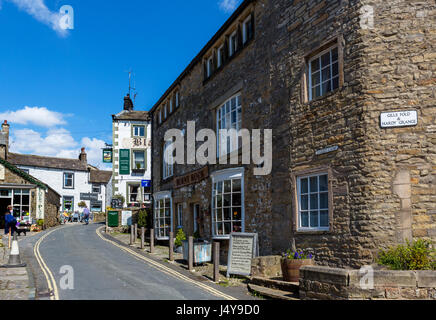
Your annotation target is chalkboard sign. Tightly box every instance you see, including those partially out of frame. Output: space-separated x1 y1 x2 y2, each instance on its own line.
111 198 123 209
226 233 258 278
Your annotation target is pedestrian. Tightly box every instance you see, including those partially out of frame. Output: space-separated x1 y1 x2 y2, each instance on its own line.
4 205 17 236
83 205 90 225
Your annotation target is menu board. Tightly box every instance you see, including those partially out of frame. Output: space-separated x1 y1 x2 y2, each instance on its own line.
227 233 258 277
121 211 132 226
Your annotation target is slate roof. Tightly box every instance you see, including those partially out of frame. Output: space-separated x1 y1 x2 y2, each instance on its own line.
89 170 112 184
8 153 88 171
112 110 150 121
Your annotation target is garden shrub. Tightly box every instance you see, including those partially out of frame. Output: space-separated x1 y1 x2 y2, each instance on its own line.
175 228 186 247
377 239 436 270
137 209 149 228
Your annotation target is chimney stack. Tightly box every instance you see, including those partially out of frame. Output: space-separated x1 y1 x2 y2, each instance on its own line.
0 120 10 160
79 147 87 164
123 93 134 111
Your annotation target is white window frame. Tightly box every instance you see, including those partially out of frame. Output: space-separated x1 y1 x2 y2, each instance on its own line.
153 191 172 240
207 56 213 78
211 167 244 239
63 172 74 189
308 45 339 101
229 31 237 57
216 93 242 156
127 184 141 205
177 203 183 229
217 44 224 68
169 98 173 113
12 189 30 221
133 125 145 137
296 173 330 231
242 16 252 44
162 140 174 180
133 150 146 170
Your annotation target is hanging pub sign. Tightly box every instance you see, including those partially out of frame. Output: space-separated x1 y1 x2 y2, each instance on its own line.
102 149 113 163
119 149 130 175
226 232 258 278
380 110 418 128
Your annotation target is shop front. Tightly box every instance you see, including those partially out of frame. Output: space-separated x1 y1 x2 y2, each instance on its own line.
0 186 32 228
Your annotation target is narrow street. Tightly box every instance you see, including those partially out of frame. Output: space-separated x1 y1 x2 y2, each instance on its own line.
19 223 231 300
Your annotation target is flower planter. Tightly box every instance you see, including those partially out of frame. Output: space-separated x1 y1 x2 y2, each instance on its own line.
281 258 314 282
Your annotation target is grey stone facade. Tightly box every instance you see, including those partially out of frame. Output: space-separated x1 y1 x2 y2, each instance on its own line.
150 0 435 268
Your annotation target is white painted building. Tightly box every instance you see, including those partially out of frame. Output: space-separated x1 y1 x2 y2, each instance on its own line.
111 94 152 208
9 148 112 213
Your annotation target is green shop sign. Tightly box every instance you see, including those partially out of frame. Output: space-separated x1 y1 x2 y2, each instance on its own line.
119 149 130 175
102 149 113 163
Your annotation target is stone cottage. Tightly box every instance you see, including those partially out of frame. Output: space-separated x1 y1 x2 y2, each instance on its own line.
0 121 61 228
150 0 435 268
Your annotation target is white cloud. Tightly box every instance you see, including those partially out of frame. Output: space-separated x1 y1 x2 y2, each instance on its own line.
7 0 68 36
218 0 240 13
0 106 67 127
9 128 112 170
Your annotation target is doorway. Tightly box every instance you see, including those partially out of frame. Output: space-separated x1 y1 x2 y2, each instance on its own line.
0 197 12 229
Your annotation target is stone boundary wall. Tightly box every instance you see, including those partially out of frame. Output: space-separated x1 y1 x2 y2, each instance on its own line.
299 265 436 300
251 255 283 278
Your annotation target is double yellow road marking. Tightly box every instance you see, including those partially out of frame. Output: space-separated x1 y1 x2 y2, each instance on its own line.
33 227 63 300
96 226 237 300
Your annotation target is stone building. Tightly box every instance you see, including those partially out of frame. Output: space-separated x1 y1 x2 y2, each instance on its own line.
111 94 152 208
0 121 61 228
150 0 435 268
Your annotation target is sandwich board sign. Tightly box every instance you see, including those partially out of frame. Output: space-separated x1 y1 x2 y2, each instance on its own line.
226 233 258 278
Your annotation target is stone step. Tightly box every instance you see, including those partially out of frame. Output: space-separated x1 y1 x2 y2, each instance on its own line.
249 276 299 294
247 284 299 301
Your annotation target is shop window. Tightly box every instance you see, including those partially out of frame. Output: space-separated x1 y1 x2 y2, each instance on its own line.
63 196 74 212
217 94 242 156
91 202 102 212
308 45 339 101
211 168 244 238
12 189 30 219
128 185 141 205
154 195 172 240
297 173 329 231
63 172 74 189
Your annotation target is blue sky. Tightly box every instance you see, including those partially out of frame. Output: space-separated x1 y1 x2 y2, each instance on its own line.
0 0 241 169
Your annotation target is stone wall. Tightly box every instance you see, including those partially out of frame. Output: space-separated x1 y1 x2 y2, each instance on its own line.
299 265 436 300
251 255 283 278
44 188 60 228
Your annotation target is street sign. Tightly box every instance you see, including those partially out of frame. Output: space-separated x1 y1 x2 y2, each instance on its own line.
80 193 99 201
380 110 418 128
141 180 151 188
226 232 258 278
119 149 130 175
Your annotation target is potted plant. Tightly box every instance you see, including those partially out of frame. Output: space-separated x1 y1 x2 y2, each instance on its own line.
174 228 186 253
281 249 314 282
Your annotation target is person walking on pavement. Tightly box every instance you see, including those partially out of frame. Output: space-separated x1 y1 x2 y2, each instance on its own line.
4 205 17 236
83 205 90 225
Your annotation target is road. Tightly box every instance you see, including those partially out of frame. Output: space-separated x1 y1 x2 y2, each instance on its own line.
19 223 232 300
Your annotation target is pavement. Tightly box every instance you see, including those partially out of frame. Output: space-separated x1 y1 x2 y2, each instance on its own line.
12 222 258 300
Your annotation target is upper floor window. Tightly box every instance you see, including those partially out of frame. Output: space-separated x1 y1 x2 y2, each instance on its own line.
169 98 173 113
159 109 162 124
164 103 168 119
297 173 329 231
163 140 174 180
217 45 224 68
217 94 242 156
308 46 339 101
206 56 213 78
229 31 237 57
175 91 180 108
92 184 101 194
63 172 74 189
176 203 183 228
242 15 254 44
133 125 145 137
133 150 146 170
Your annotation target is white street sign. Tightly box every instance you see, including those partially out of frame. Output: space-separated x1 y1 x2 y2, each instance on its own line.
380 110 418 128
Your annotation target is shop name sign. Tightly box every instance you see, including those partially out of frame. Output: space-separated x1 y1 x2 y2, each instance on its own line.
227 233 258 278
174 167 209 189
381 110 418 128
80 193 99 201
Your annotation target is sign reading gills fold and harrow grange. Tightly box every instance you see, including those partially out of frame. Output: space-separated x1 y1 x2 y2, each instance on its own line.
380 110 418 128
227 233 258 278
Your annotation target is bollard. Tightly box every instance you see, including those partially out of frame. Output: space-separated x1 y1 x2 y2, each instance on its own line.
150 228 155 254
188 236 194 271
213 241 220 283
141 227 145 249
169 232 174 262
134 224 138 242
2 233 26 268
130 225 134 245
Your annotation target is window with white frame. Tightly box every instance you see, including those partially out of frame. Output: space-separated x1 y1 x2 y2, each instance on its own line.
63 196 74 212
242 16 254 44
229 31 237 57
133 150 146 170
207 56 213 78
308 46 339 101
217 94 242 156
169 98 173 113
211 168 244 238
217 45 224 68
177 203 183 228
175 91 180 108
128 184 141 205
12 189 30 219
92 184 101 194
63 172 74 189
297 173 329 231
133 125 145 137
162 140 174 179
154 195 172 240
